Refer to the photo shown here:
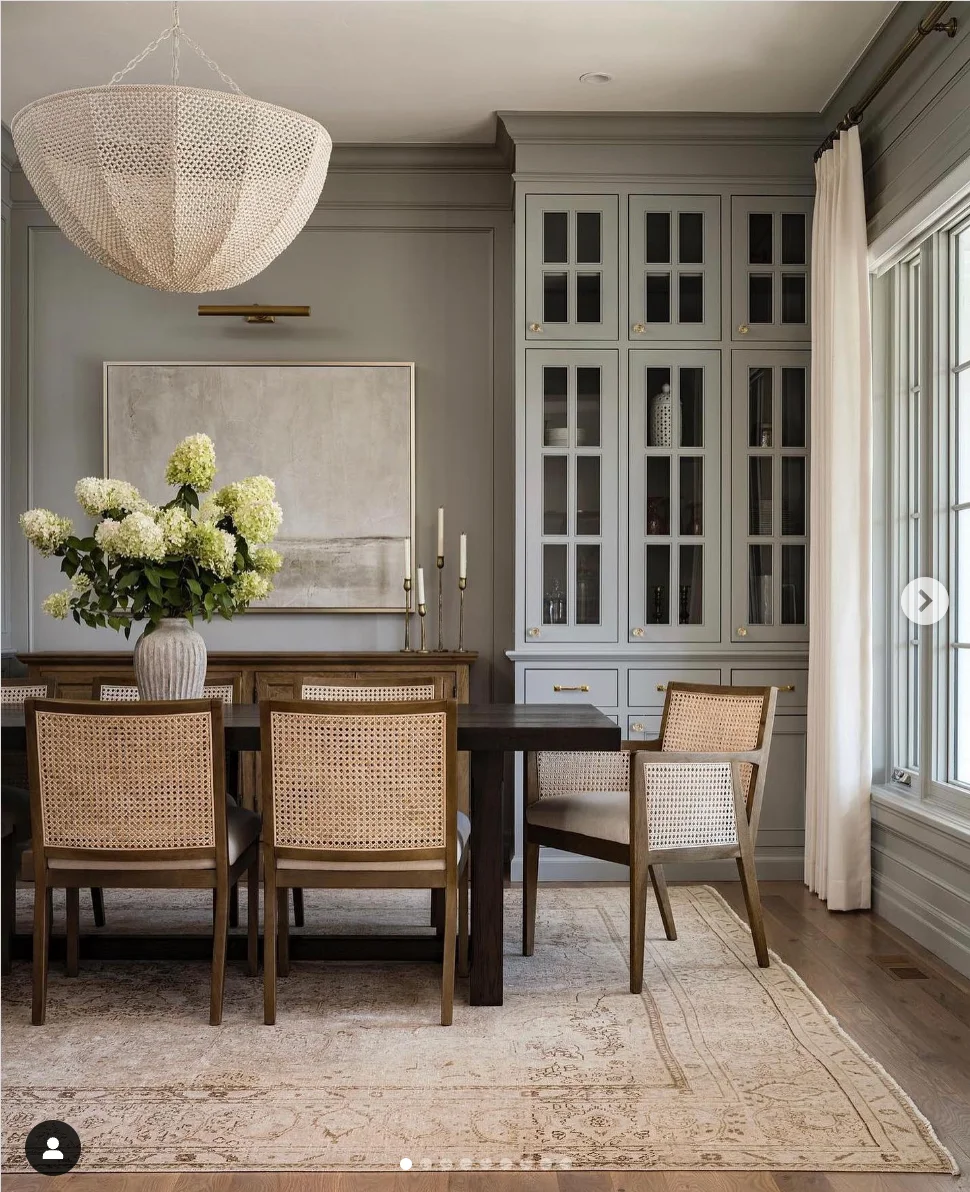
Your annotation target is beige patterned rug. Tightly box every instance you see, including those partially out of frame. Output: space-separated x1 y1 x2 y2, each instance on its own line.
0 884 957 1174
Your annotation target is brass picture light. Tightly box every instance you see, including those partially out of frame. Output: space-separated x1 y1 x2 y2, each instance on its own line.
197 304 310 324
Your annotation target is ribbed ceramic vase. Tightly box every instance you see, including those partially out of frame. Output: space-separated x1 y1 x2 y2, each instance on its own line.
133 617 206 700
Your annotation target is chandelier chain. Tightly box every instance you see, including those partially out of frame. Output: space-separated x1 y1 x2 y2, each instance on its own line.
108 2 242 94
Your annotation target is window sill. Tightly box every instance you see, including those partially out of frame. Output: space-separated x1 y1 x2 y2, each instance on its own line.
871 784 970 846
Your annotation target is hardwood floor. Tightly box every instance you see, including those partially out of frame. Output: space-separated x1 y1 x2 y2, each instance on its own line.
4 882 968 1191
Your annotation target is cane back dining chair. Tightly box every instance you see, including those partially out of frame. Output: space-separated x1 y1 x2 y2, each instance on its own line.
523 683 778 989
24 698 260 1025
2 681 106 950
298 679 471 941
261 698 467 1026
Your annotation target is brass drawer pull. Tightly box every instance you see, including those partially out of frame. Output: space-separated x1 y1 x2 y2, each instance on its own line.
632 323 646 334
553 684 590 693
738 323 749 335
527 627 540 637
632 627 644 637
737 626 748 637
529 322 543 333
632 722 645 733
656 683 666 692
781 684 795 692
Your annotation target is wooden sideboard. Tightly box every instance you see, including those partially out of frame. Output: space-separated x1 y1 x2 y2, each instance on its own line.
18 651 478 812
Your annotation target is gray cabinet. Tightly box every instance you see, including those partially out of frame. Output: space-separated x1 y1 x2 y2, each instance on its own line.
628 350 721 641
629 195 720 341
731 351 810 643
525 349 619 642
525 196 619 340
732 197 812 342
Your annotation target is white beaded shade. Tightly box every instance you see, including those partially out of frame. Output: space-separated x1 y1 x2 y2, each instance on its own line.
11 83 332 293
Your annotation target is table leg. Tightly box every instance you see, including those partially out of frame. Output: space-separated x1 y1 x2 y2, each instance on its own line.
469 749 505 1006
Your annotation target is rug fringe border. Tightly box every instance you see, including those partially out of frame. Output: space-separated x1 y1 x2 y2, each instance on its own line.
698 884 960 1177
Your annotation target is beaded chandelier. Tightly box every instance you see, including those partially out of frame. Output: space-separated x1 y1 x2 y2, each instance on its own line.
10 4 331 293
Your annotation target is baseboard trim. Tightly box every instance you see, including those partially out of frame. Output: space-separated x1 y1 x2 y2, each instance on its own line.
872 870 970 980
510 851 804 884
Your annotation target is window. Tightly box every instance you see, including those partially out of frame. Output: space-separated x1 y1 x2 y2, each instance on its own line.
881 202 970 812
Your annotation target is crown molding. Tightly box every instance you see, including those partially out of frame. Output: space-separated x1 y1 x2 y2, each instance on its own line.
327 141 509 173
498 111 826 147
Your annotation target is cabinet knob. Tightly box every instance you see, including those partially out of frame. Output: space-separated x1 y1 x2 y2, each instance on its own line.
738 323 749 335
656 683 666 692
781 684 795 692
527 627 540 637
736 626 748 637
632 722 645 733
631 627 644 637
632 323 646 334
529 322 543 333
553 684 590 693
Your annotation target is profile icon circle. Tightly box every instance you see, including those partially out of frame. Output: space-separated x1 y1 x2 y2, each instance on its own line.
25 1120 81 1175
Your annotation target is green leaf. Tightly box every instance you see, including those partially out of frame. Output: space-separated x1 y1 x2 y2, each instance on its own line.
144 567 160 587
186 578 202 596
148 586 164 606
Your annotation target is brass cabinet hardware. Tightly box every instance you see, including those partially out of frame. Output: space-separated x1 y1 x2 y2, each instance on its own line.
198 304 309 324
656 683 666 692
631 627 644 637
632 323 646 334
527 627 540 637
553 684 590 693
738 323 749 335
781 684 795 692
736 626 748 637
632 722 645 733
529 322 543 333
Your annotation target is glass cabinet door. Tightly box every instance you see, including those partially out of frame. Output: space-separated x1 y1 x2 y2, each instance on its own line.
731 197 812 342
731 351 810 642
629 196 720 341
525 350 619 642
629 350 721 642
525 196 619 341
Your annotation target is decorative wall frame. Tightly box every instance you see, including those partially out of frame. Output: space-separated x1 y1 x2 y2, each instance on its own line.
103 361 415 613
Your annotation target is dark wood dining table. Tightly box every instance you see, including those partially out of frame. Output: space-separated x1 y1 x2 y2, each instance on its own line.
1 701 620 1005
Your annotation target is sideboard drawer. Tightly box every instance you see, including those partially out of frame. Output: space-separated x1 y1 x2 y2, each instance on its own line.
524 668 619 708
628 667 721 707
627 714 662 742
730 667 807 711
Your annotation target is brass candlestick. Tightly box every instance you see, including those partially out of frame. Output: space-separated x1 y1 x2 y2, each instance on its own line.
435 555 445 651
418 602 428 653
458 576 467 652
401 577 413 652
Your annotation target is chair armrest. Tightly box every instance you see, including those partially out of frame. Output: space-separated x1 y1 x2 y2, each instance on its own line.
636 749 764 766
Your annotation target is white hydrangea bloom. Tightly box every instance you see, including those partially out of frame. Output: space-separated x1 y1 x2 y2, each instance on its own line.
232 497 283 544
70 572 92 594
165 433 217 492
249 545 283 575
75 477 148 517
42 589 71 619
232 570 272 605
187 523 237 577
197 497 224 526
20 509 73 556
95 512 166 561
215 475 276 513
155 506 192 552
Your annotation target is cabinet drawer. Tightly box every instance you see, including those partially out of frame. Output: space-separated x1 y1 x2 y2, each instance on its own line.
628 667 720 707
730 667 807 711
524 668 618 707
627 715 662 742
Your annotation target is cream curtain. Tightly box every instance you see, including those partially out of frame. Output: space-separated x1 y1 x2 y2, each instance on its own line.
805 126 872 910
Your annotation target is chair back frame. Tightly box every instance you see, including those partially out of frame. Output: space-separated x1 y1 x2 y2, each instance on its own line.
297 674 448 700
90 677 241 704
1 680 55 704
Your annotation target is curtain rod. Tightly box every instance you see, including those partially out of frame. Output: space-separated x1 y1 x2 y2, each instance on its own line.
814 1 958 162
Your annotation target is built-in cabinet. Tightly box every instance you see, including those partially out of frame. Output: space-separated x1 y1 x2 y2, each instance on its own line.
512 175 813 882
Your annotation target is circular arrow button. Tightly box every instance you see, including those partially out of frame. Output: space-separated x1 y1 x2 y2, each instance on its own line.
901 577 949 626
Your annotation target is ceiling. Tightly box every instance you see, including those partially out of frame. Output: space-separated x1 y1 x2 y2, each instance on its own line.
1 1 895 144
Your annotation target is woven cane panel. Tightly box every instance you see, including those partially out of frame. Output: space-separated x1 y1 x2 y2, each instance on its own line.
0 684 49 705
34 709 215 851
536 751 630 800
301 684 436 702
645 763 738 851
98 684 234 705
269 710 447 851
11 85 332 294
662 689 764 798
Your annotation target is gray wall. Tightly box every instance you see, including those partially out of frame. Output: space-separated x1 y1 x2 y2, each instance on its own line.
828 5 970 977
1 142 514 703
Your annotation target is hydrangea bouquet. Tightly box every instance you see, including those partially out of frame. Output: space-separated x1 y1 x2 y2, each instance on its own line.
21 434 283 638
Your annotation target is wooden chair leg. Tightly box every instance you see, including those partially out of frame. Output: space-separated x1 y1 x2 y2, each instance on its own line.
246 863 259 978
736 850 769 968
229 883 239 929
649 864 677 941
630 857 648 995
291 887 304 928
90 887 106 927
32 877 50 1026
264 863 278 1025
522 837 539 956
440 883 457 1026
210 881 230 1026
457 856 470 979
277 887 291 978
66 887 79 977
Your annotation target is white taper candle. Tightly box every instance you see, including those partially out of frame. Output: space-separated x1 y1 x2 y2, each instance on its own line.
404 536 411 579
459 532 467 579
417 566 426 606
437 507 445 557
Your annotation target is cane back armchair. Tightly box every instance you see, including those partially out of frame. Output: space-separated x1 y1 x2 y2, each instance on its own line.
261 698 466 1026
523 682 778 989
24 698 260 1025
